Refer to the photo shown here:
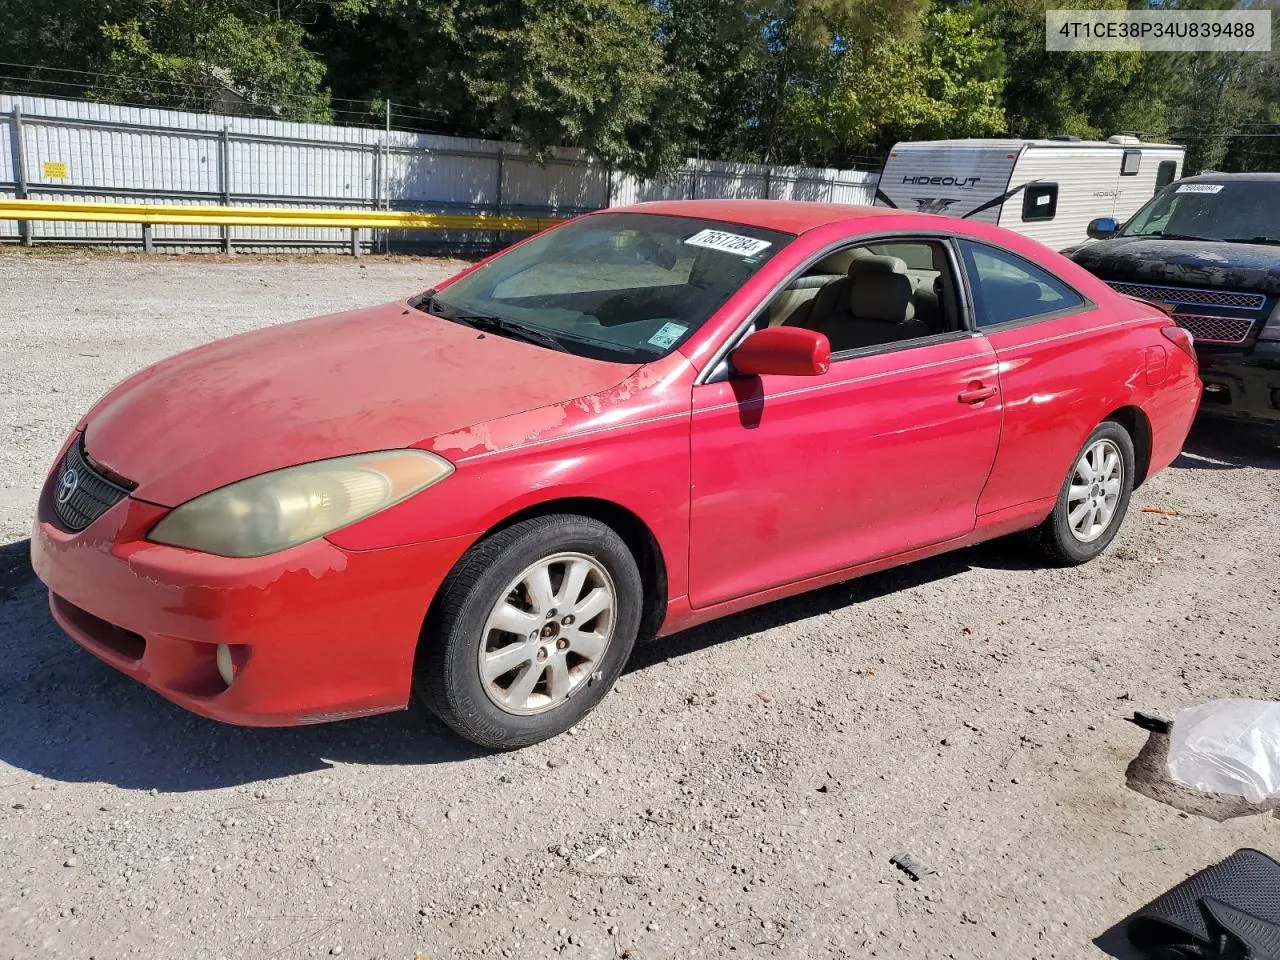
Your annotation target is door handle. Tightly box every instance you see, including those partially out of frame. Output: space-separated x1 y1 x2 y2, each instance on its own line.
957 382 998 404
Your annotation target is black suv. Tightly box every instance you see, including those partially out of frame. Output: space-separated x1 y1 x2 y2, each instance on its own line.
1065 173 1280 427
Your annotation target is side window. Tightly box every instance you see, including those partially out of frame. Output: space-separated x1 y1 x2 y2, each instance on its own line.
959 240 1086 328
758 237 965 355
1021 183 1059 222
1121 150 1142 176
1155 160 1177 192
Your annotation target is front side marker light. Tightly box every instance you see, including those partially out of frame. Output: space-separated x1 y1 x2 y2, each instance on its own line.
149 449 453 557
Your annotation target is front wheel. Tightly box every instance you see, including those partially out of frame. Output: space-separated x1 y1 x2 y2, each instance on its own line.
415 515 642 749
1033 421 1135 566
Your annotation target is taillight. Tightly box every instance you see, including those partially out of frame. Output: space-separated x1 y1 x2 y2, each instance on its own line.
1162 325 1196 360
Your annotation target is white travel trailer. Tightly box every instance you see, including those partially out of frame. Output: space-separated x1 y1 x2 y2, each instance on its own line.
874 137 1186 250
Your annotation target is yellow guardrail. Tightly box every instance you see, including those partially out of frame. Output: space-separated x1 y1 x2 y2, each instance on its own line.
0 198 563 232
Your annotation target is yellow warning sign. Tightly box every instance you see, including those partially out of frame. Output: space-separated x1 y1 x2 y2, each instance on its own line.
42 161 68 178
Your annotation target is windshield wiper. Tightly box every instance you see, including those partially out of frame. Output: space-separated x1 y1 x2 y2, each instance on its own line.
449 312 570 353
416 294 570 353
1137 231 1210 241
1223 237 1280 246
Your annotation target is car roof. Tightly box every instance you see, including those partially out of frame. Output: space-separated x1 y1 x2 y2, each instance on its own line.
1179 172 1280 183
601 199 907 235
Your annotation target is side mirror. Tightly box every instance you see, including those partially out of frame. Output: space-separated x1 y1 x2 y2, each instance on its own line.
1087 217 1120 240
730 326 831 377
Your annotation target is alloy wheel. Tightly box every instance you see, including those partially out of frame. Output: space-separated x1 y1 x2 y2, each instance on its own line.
1066 438 1124 543
477 552 616 715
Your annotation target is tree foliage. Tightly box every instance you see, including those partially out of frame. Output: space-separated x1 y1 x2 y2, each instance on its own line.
775 5 1005 166
2 0 1278 176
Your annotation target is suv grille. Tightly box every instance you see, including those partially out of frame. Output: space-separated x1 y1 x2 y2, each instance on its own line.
1171 314 1256 345
1106 280 1267 345
1107 281 1266 311
51 437 134 532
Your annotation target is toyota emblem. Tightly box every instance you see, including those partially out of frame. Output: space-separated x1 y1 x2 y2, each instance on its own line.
56 468 79 505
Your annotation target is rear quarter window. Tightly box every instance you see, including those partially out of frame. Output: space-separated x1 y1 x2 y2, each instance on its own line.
959 239 1086 328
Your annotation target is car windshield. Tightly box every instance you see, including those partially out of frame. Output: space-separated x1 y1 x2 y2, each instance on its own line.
1121 181 1280 244
417 212 793 362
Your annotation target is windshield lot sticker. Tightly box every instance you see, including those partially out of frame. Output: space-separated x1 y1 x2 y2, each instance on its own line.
648 322 688 349
684 229 772 257
1176 184 1224 194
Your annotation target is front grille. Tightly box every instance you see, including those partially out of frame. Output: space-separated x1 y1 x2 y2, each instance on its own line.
51 436 133 531
1174 314 1256 345
1107 281 1267 311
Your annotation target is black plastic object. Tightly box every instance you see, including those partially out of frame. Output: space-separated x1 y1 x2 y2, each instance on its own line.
1126 711 1173 735
889 851 935 882
1123 848 1280 959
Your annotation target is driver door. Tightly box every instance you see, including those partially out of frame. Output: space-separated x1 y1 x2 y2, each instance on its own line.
687 238 1003 609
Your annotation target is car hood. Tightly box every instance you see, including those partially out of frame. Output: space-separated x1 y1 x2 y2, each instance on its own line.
82 301 637 506
1068 237 1280 295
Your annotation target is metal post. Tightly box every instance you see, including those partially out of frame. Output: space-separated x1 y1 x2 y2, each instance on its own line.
369 140 381 254
142 223 154 253
763 166 772 200
10 107 31 246
495 150 505 212
349 228 360 257
688 169 698 200
604 161 613 209
219 126 232 253
384 103 392 252
380 139 389 254
495 150 505 249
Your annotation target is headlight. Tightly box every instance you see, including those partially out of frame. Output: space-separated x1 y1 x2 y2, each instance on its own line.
148 450 453 557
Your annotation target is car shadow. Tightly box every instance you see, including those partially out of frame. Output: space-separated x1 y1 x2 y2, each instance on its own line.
0 539 485 793
0 532 1039 792
1171 418 1280 471
628 538 1038 673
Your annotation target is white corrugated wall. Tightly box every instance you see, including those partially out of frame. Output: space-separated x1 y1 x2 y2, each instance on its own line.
0 94 881 251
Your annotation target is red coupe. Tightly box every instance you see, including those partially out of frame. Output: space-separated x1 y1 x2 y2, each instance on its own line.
31 201 1201 748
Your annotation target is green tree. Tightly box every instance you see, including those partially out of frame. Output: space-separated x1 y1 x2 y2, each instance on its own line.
94 4 337 122
776 4 1005 166
0 0 345 122
973 0 1166 140
315 0 679 173
466 0 670 171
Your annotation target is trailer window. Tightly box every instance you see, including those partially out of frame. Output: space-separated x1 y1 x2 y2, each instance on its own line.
1021 183 1059 222
1121 150 1141 176
1155 160 1177 191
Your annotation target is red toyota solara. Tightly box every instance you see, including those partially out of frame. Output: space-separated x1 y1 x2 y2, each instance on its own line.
31 201 1201 748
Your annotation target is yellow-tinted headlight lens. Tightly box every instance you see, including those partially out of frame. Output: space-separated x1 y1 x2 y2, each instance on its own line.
148 450 453 557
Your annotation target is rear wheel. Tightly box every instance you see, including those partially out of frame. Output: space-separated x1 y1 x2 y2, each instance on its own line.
1033 421 1135 566
416 515 642 749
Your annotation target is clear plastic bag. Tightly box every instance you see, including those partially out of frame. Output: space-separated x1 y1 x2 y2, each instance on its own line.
1166 699 1280 804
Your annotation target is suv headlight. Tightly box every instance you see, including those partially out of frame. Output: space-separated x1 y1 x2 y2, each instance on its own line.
148 450 453 557
1260 300 1280 341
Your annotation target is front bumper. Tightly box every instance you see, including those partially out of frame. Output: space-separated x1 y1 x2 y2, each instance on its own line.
1196 341 1280 427
31 469 474 726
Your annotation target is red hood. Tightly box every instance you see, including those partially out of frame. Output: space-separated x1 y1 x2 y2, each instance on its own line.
82 301 636 506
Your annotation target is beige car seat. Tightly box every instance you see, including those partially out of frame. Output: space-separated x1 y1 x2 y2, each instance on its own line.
784 254 930 352
767 274 844 327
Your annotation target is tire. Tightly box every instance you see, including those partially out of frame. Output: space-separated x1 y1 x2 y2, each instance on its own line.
1033 421 1136 566
415 514 642 749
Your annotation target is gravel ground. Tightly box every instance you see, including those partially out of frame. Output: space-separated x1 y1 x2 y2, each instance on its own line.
1 250 1278 960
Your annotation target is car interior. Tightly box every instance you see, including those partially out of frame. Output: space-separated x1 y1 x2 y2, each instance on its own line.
759 240 964 353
